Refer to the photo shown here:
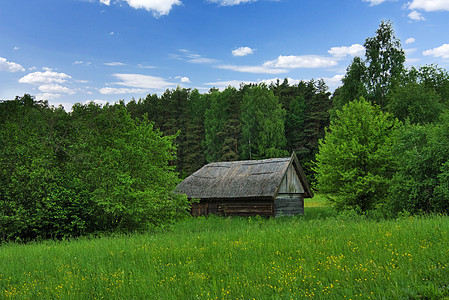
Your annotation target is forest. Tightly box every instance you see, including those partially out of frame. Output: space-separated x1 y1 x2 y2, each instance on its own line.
1 21 449 242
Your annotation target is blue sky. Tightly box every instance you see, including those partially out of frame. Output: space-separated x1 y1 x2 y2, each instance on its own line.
1 0 448 110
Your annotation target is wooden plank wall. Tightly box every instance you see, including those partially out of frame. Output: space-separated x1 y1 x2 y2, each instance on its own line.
278 164 304 194
190 199 273 217
274 194 304 216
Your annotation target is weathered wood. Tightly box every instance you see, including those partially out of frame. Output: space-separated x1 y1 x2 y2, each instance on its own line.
278 164 304 194
274 194 304 216
180 153 312 218
218 201 273 217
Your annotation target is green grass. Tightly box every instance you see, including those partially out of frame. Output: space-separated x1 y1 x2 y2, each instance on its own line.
1 203 449 299
304 193 330 208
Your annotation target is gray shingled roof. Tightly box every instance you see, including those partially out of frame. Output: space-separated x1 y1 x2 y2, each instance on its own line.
176 153 313 199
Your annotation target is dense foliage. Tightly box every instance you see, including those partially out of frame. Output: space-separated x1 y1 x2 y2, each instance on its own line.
314 98 399 211
2 20 449 243
316 21 449 215
388 114 449 214
127 80 332 180
0 96 190 242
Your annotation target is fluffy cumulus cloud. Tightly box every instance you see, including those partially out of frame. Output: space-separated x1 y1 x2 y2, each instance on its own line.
176 76 190 83
39 84 75 95
408 0 449 11
99 0 110 5
19 71 71 85
0 57 25 72
328 44 365 58
405 37 416 44
423 44 449 59
122 0 182 17
19 71 74 100
208 0 257 6
99 73 176 94
216 64 286 74
36 93 62 101
232 47 255 57
263 55 338 69
408 10 426 20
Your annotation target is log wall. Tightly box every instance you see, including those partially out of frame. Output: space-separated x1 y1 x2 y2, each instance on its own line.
274 194 304 216
190 199 273 217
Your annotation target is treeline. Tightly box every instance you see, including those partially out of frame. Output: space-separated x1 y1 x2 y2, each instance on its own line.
0 97 190 241
2 20 449 242
315 21 449 216
126 79 331 179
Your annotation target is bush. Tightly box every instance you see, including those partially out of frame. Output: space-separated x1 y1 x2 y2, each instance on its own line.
388 113 449 215
0 96 190 242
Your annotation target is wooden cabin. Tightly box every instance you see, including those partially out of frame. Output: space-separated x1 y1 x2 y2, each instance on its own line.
176 153 313 217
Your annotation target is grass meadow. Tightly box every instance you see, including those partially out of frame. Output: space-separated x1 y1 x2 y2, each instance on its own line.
1 196 449 299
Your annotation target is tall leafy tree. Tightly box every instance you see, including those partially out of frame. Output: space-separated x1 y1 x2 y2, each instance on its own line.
387 82 443 124
314 97 400 211
364 20 406 107
332 57 367 114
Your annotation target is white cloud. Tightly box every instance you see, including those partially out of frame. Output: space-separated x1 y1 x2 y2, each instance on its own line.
73 60 92 66
0 57 25 72
13 46 20 50
111 73 176 89
263 55 338 69
232 47 254 57
408 0 449 11
405 37 416 44
208 0 257 6
19 71 71 85
100 0 110 5
36 93 61 100
76 79 90 84
104 62 126 66
323 74 345 89
99 87 147 94
176 76 191 83
137 64 156 69
408 10 426 20
39 84 75 95
216 64 287 74
176 49 218 64
405 48 418 55
423 44 449 59
363 0 388 6
328 44 365 58
42 67 54 71
189 57 217 64
123 0 182 17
